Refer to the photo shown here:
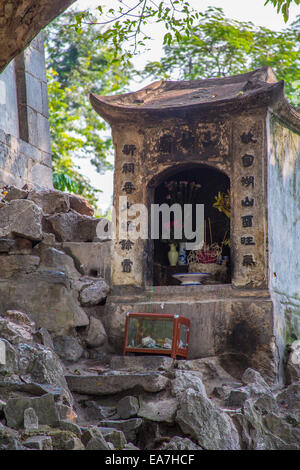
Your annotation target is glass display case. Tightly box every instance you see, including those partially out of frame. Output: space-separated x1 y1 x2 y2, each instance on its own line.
123 312 190 359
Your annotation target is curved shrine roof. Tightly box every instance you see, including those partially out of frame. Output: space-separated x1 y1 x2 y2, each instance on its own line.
90 67 300 132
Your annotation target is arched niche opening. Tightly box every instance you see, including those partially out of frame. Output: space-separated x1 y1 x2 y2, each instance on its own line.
148 163 231 286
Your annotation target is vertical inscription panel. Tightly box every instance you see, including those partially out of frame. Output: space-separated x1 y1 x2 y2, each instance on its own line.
231 115 268 288
111 126 145 287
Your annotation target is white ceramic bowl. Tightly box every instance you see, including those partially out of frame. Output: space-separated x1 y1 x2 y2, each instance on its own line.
172 272 210 285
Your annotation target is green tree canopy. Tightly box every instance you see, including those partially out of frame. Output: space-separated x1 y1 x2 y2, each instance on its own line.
44 10 132 205
142 7 300 107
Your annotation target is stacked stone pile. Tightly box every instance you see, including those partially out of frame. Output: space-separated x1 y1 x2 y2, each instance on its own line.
0 185 111 361
0 308 299 449
63 353 300 450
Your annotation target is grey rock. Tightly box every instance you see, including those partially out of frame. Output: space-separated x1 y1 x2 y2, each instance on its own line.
138 397 178 423
99 419 142 443
24 407 38 430
0 317 33 344
15 342 73 405
81 426 110 449
212 385 231 400
102 428 126 449
226 389 249 407
66 372 169 396
0 399 6 411
68 193 94 216
62 241 111 278
4 393 59 429
57 404 77 422
79 279 110 306
57 420 82 437
110 355 174 372
276 383 300 422
3 185 28 202
50 431 85 450
176 388 240 450
0 199 43 240
123 442 140 450
0 273 89 334
45 210 99 242
177 356 240 396
239 397 300 450
85 316 107 348
53 335 83 362
0 339 18 376
286 340 300 384
86 436 111 450
36 327 54 350
117 396 139 419
172 370 207 397
42 232 56 245
6 438 27 450
0 254 40 279
242 368 271 393
24 436 53 450
159 436 202 450
84 401 117 420
28 188 70 215
4 310 34 327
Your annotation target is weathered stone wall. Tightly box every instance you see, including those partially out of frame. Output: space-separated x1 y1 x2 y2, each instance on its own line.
267 115 300 378
0 187 111 351
0 33 52 188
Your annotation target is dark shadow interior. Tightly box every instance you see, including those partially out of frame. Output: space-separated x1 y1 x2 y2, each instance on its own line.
152 164 231 285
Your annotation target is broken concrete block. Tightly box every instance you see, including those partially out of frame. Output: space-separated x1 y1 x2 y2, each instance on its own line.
53 335 83 362
45 211 99 242
79 279 110 306
4 393 60 429
117 396 139 419
0 199 42 240
85 316 107 348
138 397 178 423
28 188 70 215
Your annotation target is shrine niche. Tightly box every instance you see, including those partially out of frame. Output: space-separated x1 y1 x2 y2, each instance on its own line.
150 164 231 286
91 67 300 382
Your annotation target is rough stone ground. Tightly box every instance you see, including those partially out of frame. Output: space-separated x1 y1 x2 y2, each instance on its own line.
0 186 299 450
1 308 299 450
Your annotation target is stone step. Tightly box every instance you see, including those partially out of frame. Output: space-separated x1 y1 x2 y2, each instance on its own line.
65 372 169 396
110 355 174 372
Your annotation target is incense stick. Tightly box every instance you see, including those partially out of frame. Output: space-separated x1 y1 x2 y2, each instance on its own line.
208 218 213 245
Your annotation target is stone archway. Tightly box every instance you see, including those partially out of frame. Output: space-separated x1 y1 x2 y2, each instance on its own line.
146 163 231 286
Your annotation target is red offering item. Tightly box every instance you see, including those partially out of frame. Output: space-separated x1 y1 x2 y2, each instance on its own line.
197 250 218 264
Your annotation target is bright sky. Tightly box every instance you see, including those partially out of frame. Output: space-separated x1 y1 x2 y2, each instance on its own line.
72 0 299 212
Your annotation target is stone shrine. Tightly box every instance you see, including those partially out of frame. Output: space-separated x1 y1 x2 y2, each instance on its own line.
91 67 300 382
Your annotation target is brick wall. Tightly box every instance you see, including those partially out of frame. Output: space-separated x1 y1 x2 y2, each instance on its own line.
0 32 52 188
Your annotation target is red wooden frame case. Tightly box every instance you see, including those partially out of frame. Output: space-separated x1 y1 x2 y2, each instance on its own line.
123 312 190 359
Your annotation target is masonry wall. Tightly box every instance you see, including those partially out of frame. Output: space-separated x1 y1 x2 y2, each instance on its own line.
267 114 300 379
0 33 52 188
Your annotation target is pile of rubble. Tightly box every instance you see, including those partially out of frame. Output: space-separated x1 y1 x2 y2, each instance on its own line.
0 185 111 362
0 308 299 450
